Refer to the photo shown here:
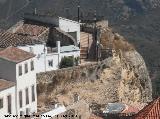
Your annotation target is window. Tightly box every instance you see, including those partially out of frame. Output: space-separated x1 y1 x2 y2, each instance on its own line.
29 47 34 53
31 61 34 71
20 111 24 116
19 65 22 76
26 108 30 115
19 91 22 108
32 85 35 102
25 88 29 105
25 63 28 73
0 98 3 109
7 95 11 114
48 60 53 67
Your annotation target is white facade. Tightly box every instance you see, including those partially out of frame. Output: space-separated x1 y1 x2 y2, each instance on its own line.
59 17 81 44
0 56 37 118
45 53 59 72
16 57 37 116
18 44 59 73
0 86 16 119
18 42 80 73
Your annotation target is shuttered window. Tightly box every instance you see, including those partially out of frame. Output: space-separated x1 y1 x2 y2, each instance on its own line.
0 98 3 109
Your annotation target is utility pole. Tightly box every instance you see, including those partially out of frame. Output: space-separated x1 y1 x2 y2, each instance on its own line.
94 10 99 62
77 5 80 22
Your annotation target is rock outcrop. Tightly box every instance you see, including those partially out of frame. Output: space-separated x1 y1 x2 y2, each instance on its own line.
37 25 152 110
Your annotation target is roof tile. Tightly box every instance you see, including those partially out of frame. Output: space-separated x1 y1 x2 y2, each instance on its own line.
0 79 15 91
0 47 35 63
0 30 42 48
15 23 48 37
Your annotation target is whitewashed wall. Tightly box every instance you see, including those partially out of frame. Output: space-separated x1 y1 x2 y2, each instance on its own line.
18 44 47 73
16 57 37 116
18 44 80 73
18 44 46 56
0 55 37 118
0 86 16 119
36 53 60 72
60 51 80 63
45 53 59 71
59 17 80 44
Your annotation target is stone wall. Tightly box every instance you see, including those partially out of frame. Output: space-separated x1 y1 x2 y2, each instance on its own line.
37 58 112 93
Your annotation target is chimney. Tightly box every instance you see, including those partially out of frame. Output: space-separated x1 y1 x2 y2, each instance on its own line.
57 41 61 54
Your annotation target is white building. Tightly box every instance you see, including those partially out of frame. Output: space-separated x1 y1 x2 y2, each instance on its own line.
59 17 81 44
18 41 80 73
0 30 80 74
0 47 37 118
0 79 16 119
8 15 81 45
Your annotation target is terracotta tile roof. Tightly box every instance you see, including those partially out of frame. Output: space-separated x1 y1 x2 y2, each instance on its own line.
134 97 160 119
0 47 35 63
0 30 43 48
0 79 15 91
122 105 139 114
15 23 48 37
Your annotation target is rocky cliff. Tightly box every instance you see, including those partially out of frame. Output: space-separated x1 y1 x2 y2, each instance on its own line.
37 26 152 110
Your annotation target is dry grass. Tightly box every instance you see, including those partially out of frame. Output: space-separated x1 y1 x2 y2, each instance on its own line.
113 36 135 52
100 28 135 52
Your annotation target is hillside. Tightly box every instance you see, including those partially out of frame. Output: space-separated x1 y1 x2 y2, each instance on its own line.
1 0 160 28
0 0 160 95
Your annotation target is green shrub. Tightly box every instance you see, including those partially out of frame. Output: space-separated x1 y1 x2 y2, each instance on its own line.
59 56 74 68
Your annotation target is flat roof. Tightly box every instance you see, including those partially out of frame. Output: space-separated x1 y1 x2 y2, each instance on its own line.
0 79 15 91
60 45 79 53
